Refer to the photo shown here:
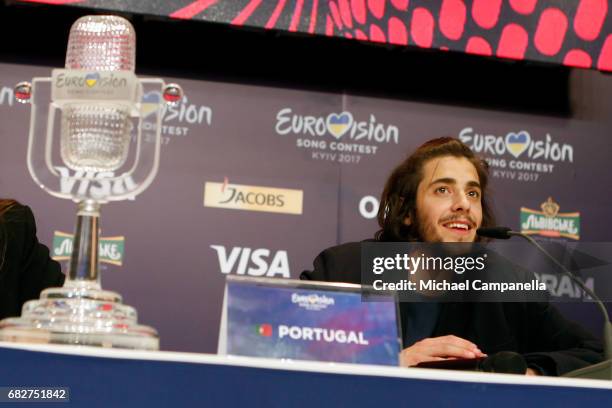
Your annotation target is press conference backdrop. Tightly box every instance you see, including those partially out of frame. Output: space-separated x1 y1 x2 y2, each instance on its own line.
0 62 610 353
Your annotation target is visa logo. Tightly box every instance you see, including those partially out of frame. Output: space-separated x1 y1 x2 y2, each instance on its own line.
210 245 290 278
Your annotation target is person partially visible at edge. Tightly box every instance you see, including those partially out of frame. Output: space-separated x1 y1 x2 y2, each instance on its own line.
0 199 64 319
301 137 603 376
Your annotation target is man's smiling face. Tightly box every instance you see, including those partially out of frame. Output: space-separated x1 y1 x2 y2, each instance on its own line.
406 155 483 243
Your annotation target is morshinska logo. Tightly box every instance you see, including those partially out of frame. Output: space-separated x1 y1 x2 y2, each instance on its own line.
291 293 335 311
204 178 303 215
52 231 125 266
520 197 580 240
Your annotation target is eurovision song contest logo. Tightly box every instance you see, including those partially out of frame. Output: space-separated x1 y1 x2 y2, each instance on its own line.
459 127 574 183
275 108 399 164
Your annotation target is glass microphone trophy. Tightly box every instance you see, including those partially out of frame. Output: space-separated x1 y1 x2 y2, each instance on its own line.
0 15 183 350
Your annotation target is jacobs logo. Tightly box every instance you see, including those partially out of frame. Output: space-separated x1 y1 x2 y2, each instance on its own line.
520 197 580 240
204 178 303 215
52 231 126 266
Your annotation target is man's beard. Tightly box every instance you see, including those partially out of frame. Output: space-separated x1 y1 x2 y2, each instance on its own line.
413 212 477 243
414 213 443 243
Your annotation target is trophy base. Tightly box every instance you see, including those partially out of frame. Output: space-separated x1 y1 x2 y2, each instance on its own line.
0 283 159 350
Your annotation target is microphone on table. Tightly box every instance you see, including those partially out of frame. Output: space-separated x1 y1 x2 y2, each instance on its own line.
478 351 527 374
477 227 612 380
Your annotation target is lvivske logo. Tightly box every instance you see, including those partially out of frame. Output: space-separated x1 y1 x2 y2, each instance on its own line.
210 245 290 278
521 200 591 299
275 108 399 164
520 197 580 240
459 127 574 183
204 178 303 215
52 231 125 266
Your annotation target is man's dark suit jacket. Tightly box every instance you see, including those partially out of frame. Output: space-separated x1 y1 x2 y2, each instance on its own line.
300 242 604 376
0 205 64 319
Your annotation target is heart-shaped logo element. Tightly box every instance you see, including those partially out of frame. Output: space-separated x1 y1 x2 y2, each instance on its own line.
326 112 353 139
85 73 100 88
141 91 162 118
505 131 531 158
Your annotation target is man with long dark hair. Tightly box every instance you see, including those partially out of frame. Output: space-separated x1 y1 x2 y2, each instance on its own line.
302 137 602 376
375 137 495 243
0 199 64 319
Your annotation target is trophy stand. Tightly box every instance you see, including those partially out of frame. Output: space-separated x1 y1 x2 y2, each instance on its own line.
0 15 183 350
0 201 159 349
